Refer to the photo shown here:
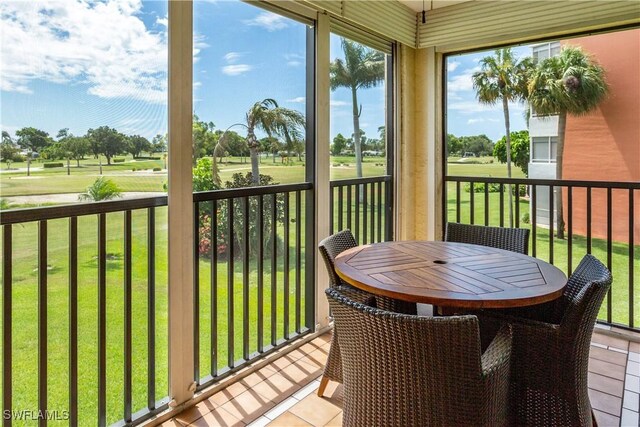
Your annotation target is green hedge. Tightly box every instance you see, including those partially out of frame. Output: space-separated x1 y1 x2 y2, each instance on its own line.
113 158 125 163
153 167 162 172
43 162 64 168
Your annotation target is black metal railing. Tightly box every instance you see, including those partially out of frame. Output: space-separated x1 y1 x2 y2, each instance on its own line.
330 176 393 243
1 197 169 426
444 176 639 331
192 182 314 390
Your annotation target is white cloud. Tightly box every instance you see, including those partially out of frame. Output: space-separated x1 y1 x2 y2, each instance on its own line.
224 52 243 63
450 100 524 115
287 97 305 103
222 64 252 76
284 53 304 67
447 61 460 72
221 51 251 76
0 0 184 104
330 100 348 107
156 16 168 28
243 12 288 32
447 67 480 93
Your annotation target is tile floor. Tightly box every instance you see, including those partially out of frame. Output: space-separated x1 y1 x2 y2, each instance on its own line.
159 328 640 427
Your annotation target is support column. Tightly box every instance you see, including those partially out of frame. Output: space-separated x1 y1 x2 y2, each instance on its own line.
168 0 195 408
314 12 331 330
398 46 443 241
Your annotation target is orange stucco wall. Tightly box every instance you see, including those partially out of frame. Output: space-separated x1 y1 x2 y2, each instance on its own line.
562 30 640 244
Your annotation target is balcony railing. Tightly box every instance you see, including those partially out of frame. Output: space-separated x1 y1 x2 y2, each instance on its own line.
330 176 393 242
445 176 639 331
192 183 314 391
1 197 169 426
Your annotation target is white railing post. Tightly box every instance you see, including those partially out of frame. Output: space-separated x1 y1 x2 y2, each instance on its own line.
315 12 331 330
167 0 195 408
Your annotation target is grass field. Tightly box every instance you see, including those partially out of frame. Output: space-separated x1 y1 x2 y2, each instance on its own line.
0 155 637 424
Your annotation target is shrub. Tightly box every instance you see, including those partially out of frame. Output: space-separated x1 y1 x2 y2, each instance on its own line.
0 199 9 210
78 177 122 201
43 162 64 168
132 168 137 171
153 167 161 172
464 182 502 193
521 213 530 224
113 158 125 163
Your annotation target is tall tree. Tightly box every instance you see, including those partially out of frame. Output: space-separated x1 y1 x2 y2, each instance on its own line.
66 136 90 167
494 131 530 177
528 46 608 239
330 38 385 178
331 133 348 156
15 127 52 153
152 133 167 153
472 48 533 227
192 116 215 164
87 126 127 165
127 135 153 158
244 99 305 185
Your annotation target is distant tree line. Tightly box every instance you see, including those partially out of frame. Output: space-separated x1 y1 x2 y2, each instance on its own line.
331 126 386 157
1 127 167 167
446 134 494 157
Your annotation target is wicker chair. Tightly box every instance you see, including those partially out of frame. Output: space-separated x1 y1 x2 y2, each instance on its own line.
317 230 416 397
444 222 530 255
477 254 612 426
326 287 513 427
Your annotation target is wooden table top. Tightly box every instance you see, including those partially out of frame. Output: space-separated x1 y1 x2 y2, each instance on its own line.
334 241 567 309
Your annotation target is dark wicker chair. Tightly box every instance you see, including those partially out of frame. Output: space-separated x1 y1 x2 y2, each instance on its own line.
326 287 513 427
317 230 416 397
444 222 530 255
477 254 612 426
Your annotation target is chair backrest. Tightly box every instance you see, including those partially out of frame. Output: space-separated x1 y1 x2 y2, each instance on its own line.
326 287 485 426
319 230 357 287
445 222 530 255
559 254 612 343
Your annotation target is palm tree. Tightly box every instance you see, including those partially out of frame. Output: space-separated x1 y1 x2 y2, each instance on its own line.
244 99 305 185
472 48 533 227
528 46 608 239
330 38 385 179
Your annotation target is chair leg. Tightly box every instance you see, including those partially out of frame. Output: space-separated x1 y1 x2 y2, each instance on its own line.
317 376 330 397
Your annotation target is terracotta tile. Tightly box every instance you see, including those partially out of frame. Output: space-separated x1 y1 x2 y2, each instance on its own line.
174 402 216 425
589 372 624 397
593 409 620 427
162 419 189 427
269 354 296 371
266 412 311 427
628 342 640 354
252 372 302 403
292 380 320 400
190 407 245 427
592 333 629 351
589 358 627 381
255 364 279 378
263 396 300 420
314 333 332 345
240 371 274 388
304 348 329 368
289 393 343 426
220 390 276 424
590 346 628 366
299 342 324 355
279 359 323 384
286 348 307 361
589 389 622 416
208 382 250 408
324 412 343 427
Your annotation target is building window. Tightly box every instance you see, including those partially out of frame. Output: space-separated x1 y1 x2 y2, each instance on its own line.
532 41 560 63
531 136 558 163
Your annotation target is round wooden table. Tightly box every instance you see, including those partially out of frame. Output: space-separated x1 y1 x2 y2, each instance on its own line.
334 241 567 309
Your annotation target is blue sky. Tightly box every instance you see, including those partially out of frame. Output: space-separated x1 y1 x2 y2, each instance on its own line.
1 0 527 145
446 46 530 140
